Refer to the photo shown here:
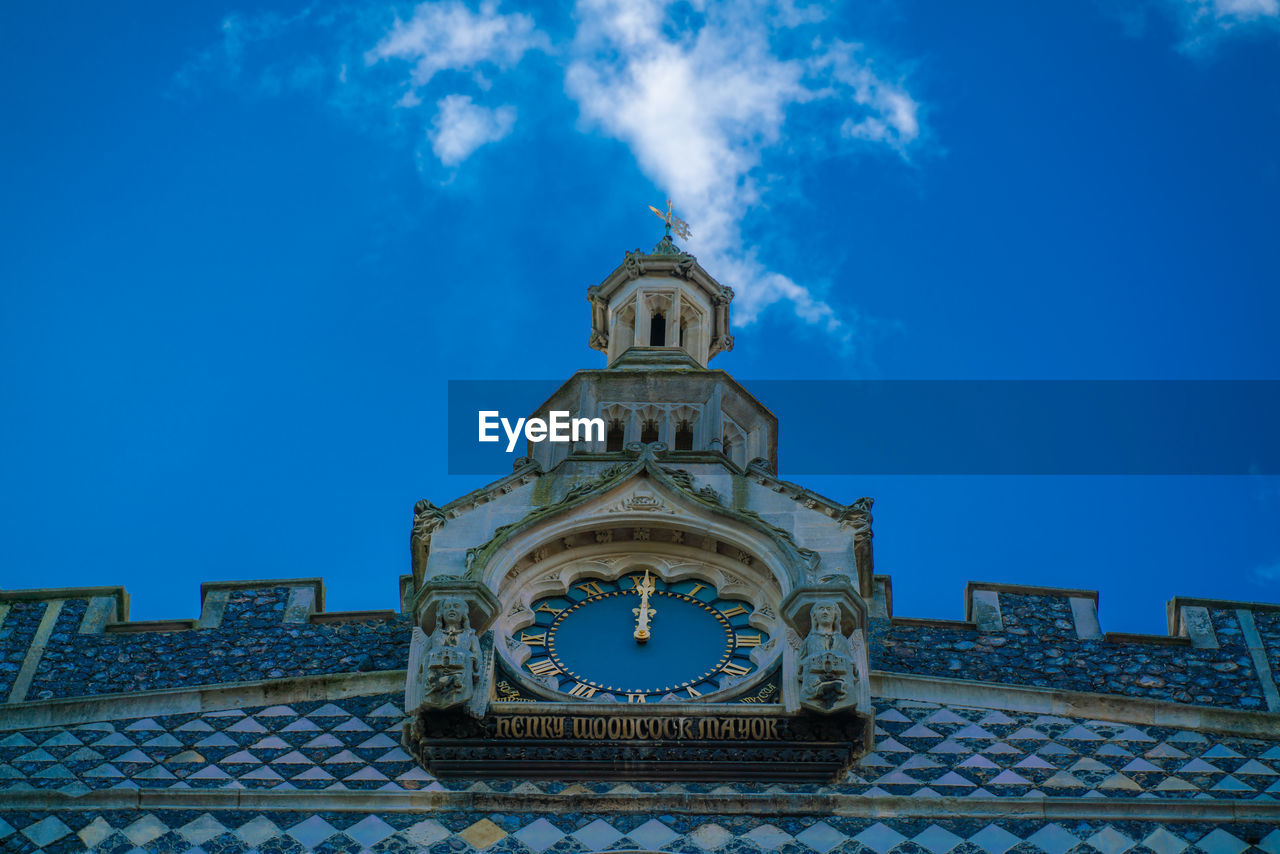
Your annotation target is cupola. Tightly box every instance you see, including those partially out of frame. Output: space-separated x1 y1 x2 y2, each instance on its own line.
587 233 734 370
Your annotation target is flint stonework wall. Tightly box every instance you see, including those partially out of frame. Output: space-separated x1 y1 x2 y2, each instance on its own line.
23 588 411 701
871 592 1268 709
0 602 48 700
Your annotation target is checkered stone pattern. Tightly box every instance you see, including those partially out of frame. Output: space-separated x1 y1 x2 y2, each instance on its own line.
845 699 1280 801
0 810 1275 854
0 694 429 795
1 695 1278 799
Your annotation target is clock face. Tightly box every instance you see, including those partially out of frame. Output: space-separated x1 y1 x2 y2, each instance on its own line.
516 572 768 701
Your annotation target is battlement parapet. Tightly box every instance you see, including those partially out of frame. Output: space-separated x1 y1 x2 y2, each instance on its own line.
0 578 411 703
870 576 1280 714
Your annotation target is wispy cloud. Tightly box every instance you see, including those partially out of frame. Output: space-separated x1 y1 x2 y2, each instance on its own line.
1109 0 1280 48
365 1 546 86
565 0 921 333
429 94 517 165
175 0 923 342
1253 557 1280 585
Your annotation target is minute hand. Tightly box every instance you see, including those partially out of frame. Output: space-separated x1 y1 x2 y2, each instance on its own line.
633 572 656 643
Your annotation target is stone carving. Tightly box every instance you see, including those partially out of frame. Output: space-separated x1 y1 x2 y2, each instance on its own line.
633 527 651 541
410 500 447 579
797 601 860 713
407 597 483 712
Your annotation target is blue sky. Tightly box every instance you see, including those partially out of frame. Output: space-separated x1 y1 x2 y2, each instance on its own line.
2 0 1278 631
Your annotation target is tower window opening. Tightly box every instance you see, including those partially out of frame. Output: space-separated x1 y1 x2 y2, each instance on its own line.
606 420 625 452
679 324 686 348
641 420 659 444
675 420 694 450
722 436 735 460
650 313 666 346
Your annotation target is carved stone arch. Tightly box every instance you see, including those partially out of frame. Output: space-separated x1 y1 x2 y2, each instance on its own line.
475 471 814 599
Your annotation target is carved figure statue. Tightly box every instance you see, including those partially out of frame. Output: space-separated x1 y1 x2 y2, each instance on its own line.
797 600 859 712
412 597 482 710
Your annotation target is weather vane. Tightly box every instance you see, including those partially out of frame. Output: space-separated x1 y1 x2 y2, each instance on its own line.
648 198 691 241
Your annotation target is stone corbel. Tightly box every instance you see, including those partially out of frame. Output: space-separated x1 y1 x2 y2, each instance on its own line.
405 580 501 717
780 582 871 715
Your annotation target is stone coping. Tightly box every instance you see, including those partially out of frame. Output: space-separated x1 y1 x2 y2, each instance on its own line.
199 577 326 611
1 789 1276 822
889 617 977 631
1104 631 1190 646
104 619 196 634
871 671 1279 738
0 586 128 618
309 610 398 624
0 670 406 731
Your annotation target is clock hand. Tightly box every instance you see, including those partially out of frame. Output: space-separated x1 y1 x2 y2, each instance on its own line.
632 569 656 643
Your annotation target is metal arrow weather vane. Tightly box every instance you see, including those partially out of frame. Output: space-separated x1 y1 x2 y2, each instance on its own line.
648 198 691 241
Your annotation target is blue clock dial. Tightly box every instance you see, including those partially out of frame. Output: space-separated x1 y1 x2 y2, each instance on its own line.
516 573 768 701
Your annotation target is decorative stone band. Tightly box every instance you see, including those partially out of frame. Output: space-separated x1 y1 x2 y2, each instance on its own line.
2 667 1275 737
3 788 1279 823
0 670 406 731
872 671 1279 739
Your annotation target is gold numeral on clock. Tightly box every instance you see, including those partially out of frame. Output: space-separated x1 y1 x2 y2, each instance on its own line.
720 662 751 676
535 603 563 615
626 693 647 703
575 581 605 596
688 583 707 596
685 685 702 698
720 605 747 618
567 682 598 698
520 632 546 646
527 659 561 676
735 633 761 648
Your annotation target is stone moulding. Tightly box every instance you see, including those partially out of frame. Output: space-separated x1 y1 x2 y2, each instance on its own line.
872 671 1279 737
3 665 1275 738
0 670 407 731
3 789 1278 822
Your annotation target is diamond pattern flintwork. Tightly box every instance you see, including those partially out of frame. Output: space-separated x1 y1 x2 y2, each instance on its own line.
0 693 1276 806
0 809 1268 853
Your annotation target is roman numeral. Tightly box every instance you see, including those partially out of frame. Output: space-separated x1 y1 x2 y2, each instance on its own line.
567 682 597 698
626 693 647 703
519 632 545 646
735 633 762 648
720 605 747 618
684 685 702 698
527 659 560 676
688 583 707 596
575 581 605 596
535 603 564 615
720 662 751 676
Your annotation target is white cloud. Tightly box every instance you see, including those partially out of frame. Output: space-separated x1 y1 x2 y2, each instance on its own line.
1138 0 1280 46
365 1 546 85
430 94 517 165
565 0 920 333
178 0 923 339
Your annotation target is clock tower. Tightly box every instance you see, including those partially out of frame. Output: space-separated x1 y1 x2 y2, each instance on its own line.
403 230 878 781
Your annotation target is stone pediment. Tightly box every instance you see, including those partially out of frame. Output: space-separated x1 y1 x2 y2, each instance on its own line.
461 444 822 591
